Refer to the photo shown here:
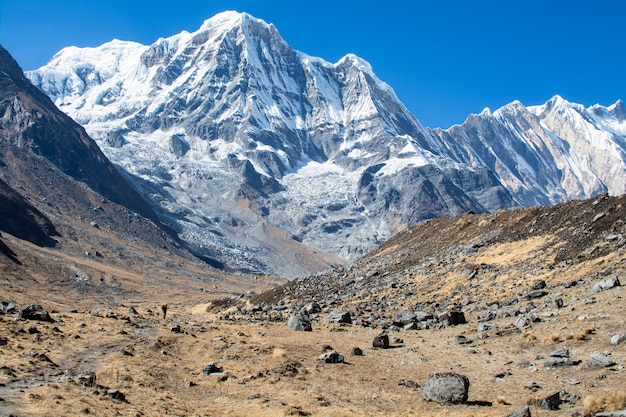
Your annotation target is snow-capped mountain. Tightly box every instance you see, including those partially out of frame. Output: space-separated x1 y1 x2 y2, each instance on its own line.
26 11 626 276
432 96 626 206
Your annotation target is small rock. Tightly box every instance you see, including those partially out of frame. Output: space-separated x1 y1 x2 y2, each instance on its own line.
106 389 125 402
438 310 467 326
544 349 573 367
372 334 390 349
351 347 363 356
505 405 531 417
421 373 469 405
611 333 626 346
77 373 96 387
318 350 344 363
528 391 561 410
170 324 181 333
1 302 16 314
398 379 419 388
454 334 472 345
202 362 223 375
323 311 352 324
532 280 547 290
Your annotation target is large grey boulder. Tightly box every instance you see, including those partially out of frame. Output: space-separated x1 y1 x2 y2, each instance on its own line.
421 373 469 405
288 314 312 331
591 276 620 294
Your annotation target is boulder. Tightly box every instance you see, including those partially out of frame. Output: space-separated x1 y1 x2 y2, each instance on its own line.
19 304 54 322
1 301 16 314
372 334 390 349
421 373 469 405
528 391 561 410
544 349 573 367
288 314 312 331
202 362 223 375
505 405 531 417
323 311 352 324
301 302 321 315
585 352 616 368
591 276 620 294
319 350 344 363
438 310 467 326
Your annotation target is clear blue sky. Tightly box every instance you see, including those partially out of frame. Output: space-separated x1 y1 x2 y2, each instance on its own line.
1 0 624 128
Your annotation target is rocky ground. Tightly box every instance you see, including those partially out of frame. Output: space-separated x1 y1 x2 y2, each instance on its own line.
2 194 626 416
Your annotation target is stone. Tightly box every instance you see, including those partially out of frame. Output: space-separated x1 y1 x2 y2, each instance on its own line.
351 347 363 356
19 304 54 322
532 280 547 290
77 372 96 387
454 334 472 345
544 349 573 367
288 314 312 331
525 290 548 300
170 324 181 333
528 391 561 410
323 311 352 324
202 362 223 375
438 310 467 326
591 276 620 294
505 405 531 417
0 301 16 314
585 352 616 368
372 334 390 349
596 411 626 417
318 350 344 363
301 302 321 315
107 389 126 402
513 315 532 330
421 373 469 405
611 333 626 346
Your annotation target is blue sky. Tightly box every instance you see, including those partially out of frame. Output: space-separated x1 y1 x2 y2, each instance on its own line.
1 0 624 128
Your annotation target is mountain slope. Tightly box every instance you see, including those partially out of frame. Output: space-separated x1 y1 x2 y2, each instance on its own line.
26 11 626 276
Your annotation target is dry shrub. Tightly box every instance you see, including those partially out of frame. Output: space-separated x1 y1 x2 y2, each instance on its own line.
576 332 589 341
272 348 287 358
583 390 626 417
542 333 561 345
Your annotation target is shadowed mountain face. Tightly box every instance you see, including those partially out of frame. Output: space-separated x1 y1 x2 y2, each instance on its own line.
0 177 58 247
0 45 158 224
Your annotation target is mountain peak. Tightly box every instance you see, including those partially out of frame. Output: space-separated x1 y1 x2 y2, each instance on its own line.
198 10 272 35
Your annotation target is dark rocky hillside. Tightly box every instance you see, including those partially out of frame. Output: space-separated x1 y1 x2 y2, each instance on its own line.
0 44 157 223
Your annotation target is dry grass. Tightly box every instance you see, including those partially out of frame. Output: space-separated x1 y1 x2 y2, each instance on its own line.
583 391 626 417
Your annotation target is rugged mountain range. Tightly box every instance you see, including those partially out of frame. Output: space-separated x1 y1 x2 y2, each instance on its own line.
26 11 626 277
